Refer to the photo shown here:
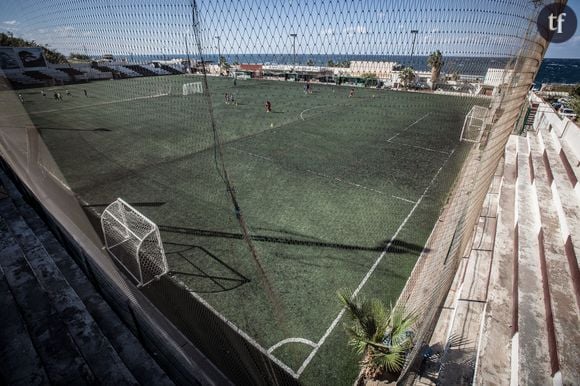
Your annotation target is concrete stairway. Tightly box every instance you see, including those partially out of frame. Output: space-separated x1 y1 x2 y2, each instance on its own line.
415 129 580 385
475 132 580 385
0 169 175 386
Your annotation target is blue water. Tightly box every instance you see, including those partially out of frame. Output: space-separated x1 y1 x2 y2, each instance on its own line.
111 54 580 84
535 58 580 85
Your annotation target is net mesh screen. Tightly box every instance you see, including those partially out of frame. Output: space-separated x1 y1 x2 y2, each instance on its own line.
0 0 551 384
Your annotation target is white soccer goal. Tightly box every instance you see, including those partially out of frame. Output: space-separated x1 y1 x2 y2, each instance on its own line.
155 83 172 97
460 105 489 143
101 198 168 287
182 81 203 95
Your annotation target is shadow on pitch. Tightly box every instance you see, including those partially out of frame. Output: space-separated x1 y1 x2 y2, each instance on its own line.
39 127 112 132
163 241 250 294
81 201 166 209
158 224 428 254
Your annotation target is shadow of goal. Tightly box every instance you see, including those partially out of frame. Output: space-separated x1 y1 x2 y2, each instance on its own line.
101 198 168 287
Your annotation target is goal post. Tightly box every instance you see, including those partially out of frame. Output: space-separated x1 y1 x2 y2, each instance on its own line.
101 198 168 286
182 81 203 95
460 105 489 143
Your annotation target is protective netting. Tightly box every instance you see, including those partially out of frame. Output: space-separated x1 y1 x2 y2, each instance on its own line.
0 0 552 384
101 198 168 287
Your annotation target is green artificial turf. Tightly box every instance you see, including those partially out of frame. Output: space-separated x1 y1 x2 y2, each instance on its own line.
22 75 486 385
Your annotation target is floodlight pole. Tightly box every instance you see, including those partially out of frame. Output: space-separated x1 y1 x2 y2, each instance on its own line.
410 30 419 65
215 35 221 64
290 33 298 67
184 32 191 70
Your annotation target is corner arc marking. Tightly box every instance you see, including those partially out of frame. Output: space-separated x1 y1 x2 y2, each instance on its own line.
267 337 318 354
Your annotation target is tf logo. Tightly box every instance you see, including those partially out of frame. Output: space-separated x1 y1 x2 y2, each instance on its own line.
537 3 577 43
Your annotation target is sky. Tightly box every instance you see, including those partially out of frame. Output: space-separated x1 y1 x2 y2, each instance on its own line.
0 0 578 59
544 0 580 58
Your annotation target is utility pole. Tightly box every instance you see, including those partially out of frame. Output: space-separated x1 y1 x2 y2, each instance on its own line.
289 33 298 68
410 30 419 66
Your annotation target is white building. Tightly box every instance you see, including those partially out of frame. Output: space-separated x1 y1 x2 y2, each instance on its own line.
484 68 515 87
348 61 397 78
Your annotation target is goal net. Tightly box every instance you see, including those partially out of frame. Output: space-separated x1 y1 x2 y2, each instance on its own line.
100 198 168 287
182 81 203 95
460 105 489 143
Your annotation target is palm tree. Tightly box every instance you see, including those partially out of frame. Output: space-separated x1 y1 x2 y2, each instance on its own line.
338 290 417 379
427 50 444 90
399 67 416 89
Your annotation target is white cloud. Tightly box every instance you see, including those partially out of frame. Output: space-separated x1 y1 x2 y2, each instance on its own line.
344 25 367 35
53 26 75 33
2 20 18 25
320 27 334 36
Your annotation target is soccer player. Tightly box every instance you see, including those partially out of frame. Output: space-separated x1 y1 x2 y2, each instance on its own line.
349 88 354 98
265 100 272 113
57 92 63 101
41 89 46 97
83 89 88 97
224 93 229 105
66 89 71 96
53 91 59 101
18 93 24 102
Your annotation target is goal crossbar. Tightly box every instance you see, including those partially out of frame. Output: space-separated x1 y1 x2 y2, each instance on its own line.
101 198 168 286
460 105 488 143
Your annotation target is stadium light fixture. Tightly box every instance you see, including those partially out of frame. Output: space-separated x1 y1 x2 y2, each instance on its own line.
290 33 298 67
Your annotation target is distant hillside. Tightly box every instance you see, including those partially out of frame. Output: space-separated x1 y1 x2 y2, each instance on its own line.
0 32 68 64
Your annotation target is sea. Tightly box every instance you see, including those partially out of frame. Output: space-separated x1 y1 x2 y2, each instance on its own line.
116 54 580 85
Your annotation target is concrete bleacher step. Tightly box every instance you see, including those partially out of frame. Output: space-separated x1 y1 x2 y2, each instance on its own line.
537 126 580 258
0 263 50 385
0 213 95 385
515 135 552 385
0 172 173 386
528 132 580 384
475 135 517 385
0 195 140 385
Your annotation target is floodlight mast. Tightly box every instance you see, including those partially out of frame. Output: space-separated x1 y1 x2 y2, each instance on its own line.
215 35 221 63
290 33 298 67
410 30 419 65
184 31 191 72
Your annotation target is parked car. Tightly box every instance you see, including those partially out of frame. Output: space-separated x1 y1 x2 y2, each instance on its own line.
557 97 570 105
552 102 562 110
559 107 577 119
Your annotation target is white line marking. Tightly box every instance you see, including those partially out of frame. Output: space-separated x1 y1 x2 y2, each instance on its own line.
392 195 416 204
228 146 402 200
268 337 317 354
387 139 451 155
304 169 387 196
296 148 455 377
7 93 169 118
387 113 431 142
171 277 300 378
300 105 329 120
229 147 273 161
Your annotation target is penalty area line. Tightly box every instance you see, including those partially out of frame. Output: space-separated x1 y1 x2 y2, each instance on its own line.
296 148 455 377
387 112 430 142
386 140 451 155
7 93 170 118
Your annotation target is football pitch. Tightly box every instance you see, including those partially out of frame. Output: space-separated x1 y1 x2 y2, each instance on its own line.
20 75 486 384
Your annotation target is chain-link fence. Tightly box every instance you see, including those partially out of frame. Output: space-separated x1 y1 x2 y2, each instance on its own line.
0 1 554 384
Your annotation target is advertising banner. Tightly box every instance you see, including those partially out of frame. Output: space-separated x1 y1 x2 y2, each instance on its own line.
0 47 21 69
15 47 47 68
